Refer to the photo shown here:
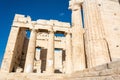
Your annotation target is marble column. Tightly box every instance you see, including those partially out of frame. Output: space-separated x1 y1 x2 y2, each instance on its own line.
46 30 54 73
83 0 110 68
24 28 37 73
65 31 73 74
1 26 20 72
69 0 86 71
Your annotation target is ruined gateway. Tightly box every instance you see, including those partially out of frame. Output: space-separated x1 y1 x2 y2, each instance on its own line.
0 0 120 80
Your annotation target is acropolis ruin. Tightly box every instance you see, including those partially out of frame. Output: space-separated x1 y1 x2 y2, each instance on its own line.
0 0 120 80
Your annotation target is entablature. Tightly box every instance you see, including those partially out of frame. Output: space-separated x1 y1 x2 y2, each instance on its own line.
12 14 71 33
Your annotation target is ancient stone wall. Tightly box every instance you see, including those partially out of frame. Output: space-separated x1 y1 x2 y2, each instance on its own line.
97 0 120 61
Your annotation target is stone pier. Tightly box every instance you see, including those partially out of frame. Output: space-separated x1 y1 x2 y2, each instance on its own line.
83 0 110 68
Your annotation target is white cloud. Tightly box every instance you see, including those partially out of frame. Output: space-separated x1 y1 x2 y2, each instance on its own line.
59 13 65 16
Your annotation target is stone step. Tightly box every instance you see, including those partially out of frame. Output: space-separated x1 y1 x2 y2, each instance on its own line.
0 61 120 80
63 76 120 80
0 73 65 80
63 61 120 80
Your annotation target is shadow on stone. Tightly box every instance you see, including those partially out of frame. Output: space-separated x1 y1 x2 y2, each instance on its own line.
54 69 62 73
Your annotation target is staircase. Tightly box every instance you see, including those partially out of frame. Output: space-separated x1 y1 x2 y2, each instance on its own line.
0 61 120 80
64 61 120 80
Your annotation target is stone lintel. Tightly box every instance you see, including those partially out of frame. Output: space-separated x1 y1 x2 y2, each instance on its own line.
37 19 70 28
12 22 31 29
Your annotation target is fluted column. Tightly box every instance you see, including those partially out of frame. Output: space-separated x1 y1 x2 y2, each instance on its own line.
83 0 110 68
69 0 86 71
65 31 73 74
46 30 54 73
24 28 37 73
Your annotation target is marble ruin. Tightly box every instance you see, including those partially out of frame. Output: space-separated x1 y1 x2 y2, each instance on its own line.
0 0 120 79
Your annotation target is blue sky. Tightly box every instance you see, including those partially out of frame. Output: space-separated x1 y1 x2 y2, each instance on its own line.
0 0 71 67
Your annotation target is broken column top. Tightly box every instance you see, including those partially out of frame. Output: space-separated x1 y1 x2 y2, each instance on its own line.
69 0 83 10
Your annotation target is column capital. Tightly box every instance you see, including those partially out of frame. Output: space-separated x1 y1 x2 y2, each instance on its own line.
48 29 54 34
69 0 83 11
30 28 38 33
65 30 71 35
